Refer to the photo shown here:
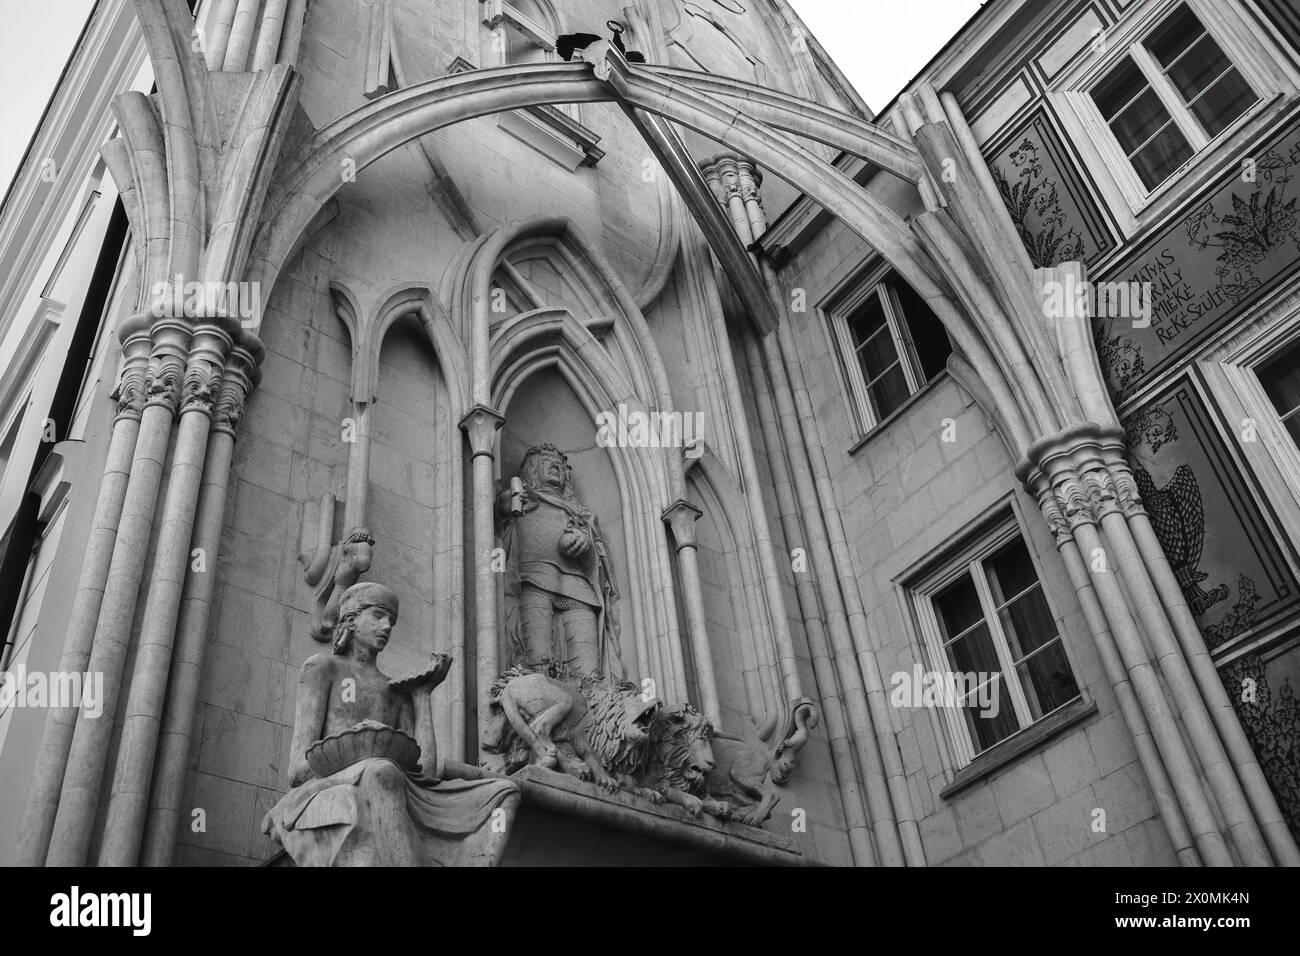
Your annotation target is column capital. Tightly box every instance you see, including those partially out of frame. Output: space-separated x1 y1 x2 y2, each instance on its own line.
212 333 264 438
1034 487 1074 549
111 314 154 423
459 403 505 458
661 498 703 550
179 321 241 418
143 320 191 416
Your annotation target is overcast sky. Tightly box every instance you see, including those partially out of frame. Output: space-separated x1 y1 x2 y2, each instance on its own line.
0 0 983 200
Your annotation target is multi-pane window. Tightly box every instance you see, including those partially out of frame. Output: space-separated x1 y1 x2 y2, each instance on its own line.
1089 4 1257 191
1258 341 1300 446
915 527 1081 764
830 270 951 433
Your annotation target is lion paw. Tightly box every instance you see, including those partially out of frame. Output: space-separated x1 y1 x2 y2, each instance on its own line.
597 776 620 794
683 795 703 817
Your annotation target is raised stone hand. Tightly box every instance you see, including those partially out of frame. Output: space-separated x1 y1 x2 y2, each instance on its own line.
391 653 453 692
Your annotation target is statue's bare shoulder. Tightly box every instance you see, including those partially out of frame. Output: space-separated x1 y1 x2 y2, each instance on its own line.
300 653 340 683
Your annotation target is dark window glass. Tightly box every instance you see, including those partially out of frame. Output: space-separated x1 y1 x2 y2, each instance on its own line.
986 539 1080 721
1092 6 1256 192
891 277 952 381
1259 342 1300 446
1147 6 1255 136
847 291 909 421
934 576 1020 752
1092 56 1195 189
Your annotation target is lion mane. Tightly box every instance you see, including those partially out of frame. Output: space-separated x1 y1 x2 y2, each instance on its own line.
485 664 656 777
639 704 713 794
583 678 654 777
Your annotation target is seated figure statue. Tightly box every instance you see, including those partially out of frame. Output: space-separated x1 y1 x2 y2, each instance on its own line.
263 581 521 866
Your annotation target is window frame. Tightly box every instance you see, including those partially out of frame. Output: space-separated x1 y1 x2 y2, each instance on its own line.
1256 339 1300 439
1050 0 1299 233
909 516 1081 767
1228 326 1300 518
823 262 946 438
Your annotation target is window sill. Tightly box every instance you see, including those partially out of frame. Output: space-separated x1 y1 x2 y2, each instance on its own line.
846 369 949 457
938 697 1098 800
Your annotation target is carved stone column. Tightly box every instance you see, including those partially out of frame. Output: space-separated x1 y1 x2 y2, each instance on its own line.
460 403 505 757
1022 424 1262 866
662 499 720 727
141 333 262 866
15 314 153 866
1099 435 1299 864
46 317 189 866
704 151 920 866
100 317 241 866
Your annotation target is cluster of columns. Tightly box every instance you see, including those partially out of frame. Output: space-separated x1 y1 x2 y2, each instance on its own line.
18 310 263 867
699 154 925 867
200 0 309 72
1022 423 1299 866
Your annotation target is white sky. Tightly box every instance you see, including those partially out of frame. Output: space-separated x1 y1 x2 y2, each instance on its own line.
0 0 96 201
790 0 985 112
0 0 984 201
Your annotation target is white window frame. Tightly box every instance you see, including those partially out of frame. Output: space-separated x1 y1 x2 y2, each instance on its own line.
1225 325 1300 512
1257 339 1300 438
1050 0 1300 234
910 518 1080 766
824 263 938 436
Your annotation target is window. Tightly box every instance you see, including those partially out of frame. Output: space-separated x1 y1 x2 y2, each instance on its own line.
912 524 1081 764
1089 3 1258 191
1258 340 1300 446
828 269 951 434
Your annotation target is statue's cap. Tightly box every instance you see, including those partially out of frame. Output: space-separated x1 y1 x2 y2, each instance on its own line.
339 581 399 620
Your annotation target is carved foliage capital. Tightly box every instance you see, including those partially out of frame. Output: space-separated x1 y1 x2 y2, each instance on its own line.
1056 473 1094 532
1037 491 1073 548
1081 467 1122 522
111 365 148 422
181 359 224 416
212 373 250 436
144 352 186 415
1109 461 1146 518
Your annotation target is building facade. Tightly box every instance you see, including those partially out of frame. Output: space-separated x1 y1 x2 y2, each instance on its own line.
0 0 1297 867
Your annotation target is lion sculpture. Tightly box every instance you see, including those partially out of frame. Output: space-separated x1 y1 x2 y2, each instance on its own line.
482 662 660 792
632 704 729 820
705 699 818 826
